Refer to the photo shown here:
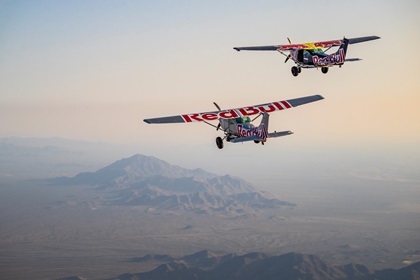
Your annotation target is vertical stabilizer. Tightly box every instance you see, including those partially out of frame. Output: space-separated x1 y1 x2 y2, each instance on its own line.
258 113 269 141
336 37 349 60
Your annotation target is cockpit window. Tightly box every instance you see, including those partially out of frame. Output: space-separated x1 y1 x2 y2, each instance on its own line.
235 117 251 124
308 48 323 54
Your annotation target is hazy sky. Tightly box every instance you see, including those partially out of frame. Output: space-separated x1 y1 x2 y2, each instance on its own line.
1 1 419 186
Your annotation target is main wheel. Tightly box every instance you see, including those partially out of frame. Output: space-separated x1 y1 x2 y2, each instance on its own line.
216 137 224 149
291 66 299 77
254 140 260 144
321 67 329 74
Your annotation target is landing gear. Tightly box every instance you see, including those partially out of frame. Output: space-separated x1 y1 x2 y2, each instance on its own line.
321 67 329 74
216 137 224 149
254 140 265 145
291 66 300 77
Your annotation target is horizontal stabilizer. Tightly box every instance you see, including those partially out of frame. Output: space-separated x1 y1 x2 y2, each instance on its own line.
230 135 263 143
345 58 362 62
230 130 292 143
268 130 293 138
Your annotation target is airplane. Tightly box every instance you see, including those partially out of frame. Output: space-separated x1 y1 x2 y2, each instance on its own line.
233 36 380 76
144 95 324 149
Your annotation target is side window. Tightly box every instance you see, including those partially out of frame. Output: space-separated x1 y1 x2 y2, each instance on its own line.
297 49 304 63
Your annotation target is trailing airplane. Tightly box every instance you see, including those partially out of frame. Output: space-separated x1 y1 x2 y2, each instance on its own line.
234 36 380 76
144 95 324 149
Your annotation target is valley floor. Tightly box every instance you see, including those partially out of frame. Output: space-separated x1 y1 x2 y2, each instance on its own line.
0 180 419 280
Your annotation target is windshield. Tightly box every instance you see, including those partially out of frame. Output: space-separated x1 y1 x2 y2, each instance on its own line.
235 117 251 124
308 48 324 55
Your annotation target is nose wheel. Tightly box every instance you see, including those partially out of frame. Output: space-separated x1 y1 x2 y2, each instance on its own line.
321 67 329 74
291 66 301 77
216 137 224 149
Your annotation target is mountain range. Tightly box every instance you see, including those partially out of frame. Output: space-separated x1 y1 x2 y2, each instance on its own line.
107 250 420 280
51 154 295 216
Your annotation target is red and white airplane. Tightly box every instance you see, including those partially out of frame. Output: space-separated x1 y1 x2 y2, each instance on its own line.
144 95 324 149
234 36 380 76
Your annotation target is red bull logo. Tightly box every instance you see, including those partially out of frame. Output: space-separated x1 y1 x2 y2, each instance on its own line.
181 101 291 122
314 40 341 48
278 40 341 51
313 49 345 66
237 124 267 141
278 44 310 51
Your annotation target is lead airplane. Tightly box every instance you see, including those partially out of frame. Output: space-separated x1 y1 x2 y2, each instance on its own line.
234 36 380 76
144 95 324 149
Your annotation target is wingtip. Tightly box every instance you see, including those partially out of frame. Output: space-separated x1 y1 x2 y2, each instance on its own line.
233 47 240 52
143 119 151 124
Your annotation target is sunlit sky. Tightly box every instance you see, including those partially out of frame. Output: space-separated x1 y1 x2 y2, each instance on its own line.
1 0 419 187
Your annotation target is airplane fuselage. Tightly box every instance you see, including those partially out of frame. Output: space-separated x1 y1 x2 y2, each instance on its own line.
290 48 345 68
219 117 267 141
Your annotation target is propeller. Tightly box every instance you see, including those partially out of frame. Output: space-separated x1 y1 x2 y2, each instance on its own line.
284 37 293 63
213 102 222 130
213 102 221 111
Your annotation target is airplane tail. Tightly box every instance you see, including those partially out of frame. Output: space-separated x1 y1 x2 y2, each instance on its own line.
335 37 349 63
258 113 293 142
258 113 269 141
230 112 292 144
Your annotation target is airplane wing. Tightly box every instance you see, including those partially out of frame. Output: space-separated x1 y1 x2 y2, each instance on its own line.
144 95 324 124
233 45 280 51
311 36 380 47
234 41 343 52
233 41 342 52
233 36 380 52
347 36 380 44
